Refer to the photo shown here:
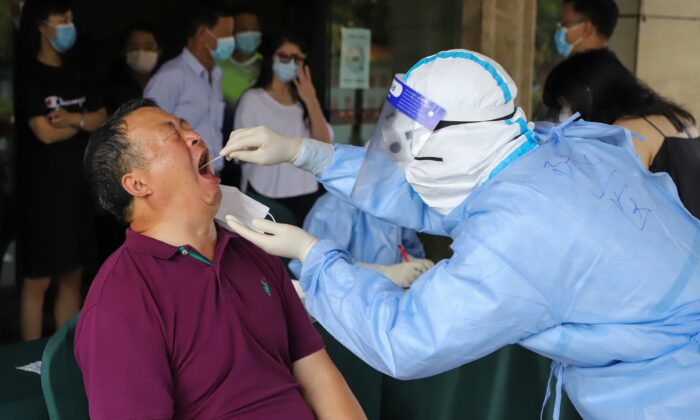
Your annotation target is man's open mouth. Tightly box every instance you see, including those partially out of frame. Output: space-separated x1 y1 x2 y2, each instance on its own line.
196 151 219 182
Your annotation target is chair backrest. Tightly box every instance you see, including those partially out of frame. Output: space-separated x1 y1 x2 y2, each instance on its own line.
41 313 89 420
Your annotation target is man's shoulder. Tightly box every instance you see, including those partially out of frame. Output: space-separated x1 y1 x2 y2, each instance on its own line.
82 245 153 308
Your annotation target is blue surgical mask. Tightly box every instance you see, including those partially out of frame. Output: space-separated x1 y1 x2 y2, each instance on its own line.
50 23 77 54
272 57 298 83
554 24 581 57
235 31 262 55
207 30 236 61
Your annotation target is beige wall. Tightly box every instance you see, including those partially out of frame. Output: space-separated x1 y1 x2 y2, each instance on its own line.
635 0 700 123
608 0 700 123
460 0 537 116
607 0 640 71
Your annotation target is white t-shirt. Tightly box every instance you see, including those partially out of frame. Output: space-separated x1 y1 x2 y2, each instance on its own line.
234 88 332 198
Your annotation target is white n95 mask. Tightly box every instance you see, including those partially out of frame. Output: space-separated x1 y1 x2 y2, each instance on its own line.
215 185 272 233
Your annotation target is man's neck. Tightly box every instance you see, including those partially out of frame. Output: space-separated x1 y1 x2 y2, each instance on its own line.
186 41 214 72
132 211 218 260
232 50 253 64
37 40 61 67
575 36 608 54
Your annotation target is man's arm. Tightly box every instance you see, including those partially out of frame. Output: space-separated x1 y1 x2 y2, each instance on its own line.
317 144 448 235
75 302 174 419
293 349 365 420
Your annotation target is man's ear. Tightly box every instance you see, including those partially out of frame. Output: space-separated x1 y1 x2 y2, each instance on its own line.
581 20 595 38
38 21 51 39
122 170 153 198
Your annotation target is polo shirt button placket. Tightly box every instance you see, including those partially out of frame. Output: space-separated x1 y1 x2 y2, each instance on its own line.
181 249 189 255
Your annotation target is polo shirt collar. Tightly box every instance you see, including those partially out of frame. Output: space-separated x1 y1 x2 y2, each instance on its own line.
125 224 239 261
182 47 221 82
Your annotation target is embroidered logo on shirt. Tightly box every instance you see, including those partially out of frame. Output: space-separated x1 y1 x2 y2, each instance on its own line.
261 279 271 297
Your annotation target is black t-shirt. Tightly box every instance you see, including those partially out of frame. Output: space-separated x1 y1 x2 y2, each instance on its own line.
21 59 103 151
16 58 103 277
649 136 700 219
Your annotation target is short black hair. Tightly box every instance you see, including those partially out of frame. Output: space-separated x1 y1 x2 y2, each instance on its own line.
186 3 233 40
232 4 260 18
122 22 160 48
543 49 695 128
84 98 157 224
35 0 71 24
564 0 619 38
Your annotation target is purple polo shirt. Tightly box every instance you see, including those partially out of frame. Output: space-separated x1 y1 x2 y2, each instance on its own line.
74 224 324 419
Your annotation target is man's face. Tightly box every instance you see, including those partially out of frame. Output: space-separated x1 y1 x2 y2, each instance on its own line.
559 3 586 45
234 13 259 35
123 107 221 213
203 16 234 51
40 10 73 41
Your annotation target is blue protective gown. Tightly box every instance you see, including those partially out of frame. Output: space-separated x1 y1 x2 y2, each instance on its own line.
298 118 700 419
288 193 425 279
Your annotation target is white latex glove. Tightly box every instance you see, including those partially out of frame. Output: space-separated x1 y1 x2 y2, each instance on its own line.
377 259 435 288
220 126 302 165
225 215 318 263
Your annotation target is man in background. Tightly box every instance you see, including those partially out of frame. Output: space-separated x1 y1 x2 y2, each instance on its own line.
144 4 234 175
555 0 619 57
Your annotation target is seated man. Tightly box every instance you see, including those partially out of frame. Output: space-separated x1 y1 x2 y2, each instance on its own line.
76 98 365 420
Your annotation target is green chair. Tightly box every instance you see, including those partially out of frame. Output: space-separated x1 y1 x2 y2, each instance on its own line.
41 313 89 420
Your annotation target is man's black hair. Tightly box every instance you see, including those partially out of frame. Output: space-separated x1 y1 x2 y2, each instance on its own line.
564 0 619 38
232 4 260 18
185 3 233 40
84 98 158 225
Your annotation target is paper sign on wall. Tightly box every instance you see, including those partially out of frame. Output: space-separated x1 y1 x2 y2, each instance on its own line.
340 28 371 89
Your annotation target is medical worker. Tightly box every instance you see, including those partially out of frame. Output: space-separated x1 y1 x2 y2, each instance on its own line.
288 192 434 288
222 50 700 419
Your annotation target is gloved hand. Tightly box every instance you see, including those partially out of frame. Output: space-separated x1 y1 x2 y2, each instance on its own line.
225 215 318 263
220 126 302 165
379 258 435 288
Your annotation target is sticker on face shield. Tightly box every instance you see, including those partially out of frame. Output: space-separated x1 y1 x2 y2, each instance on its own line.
386 76 446 131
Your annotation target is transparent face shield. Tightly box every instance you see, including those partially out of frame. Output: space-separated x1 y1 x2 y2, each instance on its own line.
351 75 446 202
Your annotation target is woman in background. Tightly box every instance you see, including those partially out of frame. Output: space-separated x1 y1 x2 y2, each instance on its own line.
98 24 160 263
234 31 332 225
104 24 160 113
544 48 700 218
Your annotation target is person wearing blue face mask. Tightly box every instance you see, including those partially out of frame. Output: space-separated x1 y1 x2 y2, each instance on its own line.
16 0 107 340
218 7 264 189
234 31 332 226
220 7 264 106
144 4 234 175
554 0 618 57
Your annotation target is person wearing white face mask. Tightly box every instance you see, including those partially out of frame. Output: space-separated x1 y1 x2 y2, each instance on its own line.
234 31 332 225
220 49 700 419
99 24 161 265
105 25 160 113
